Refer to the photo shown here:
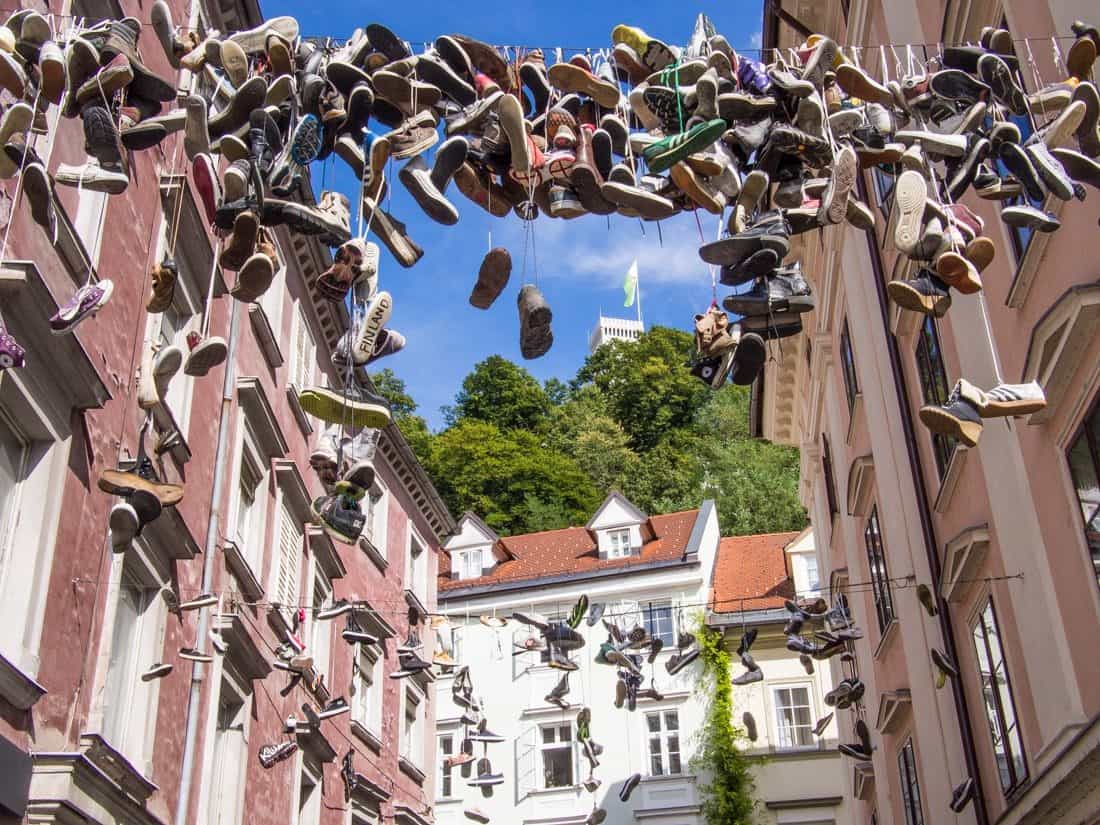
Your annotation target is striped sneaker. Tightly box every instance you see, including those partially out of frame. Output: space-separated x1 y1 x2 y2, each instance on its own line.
974 380 1046 417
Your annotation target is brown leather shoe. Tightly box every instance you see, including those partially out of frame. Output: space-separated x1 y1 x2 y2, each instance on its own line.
469 248 511 309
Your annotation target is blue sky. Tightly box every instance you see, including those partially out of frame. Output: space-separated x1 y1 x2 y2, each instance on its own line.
262 0 765 428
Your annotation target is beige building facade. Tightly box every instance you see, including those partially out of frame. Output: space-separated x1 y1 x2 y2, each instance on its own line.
757 1 1100 825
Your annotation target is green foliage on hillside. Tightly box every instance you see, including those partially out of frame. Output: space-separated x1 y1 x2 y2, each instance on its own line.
371 326 806 536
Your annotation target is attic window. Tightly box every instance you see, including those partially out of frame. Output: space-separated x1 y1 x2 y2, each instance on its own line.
607 529 631 559
454 550 481 580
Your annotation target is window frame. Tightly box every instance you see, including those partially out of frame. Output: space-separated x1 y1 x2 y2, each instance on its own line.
1065 396 1100 592
538 722 577 790
454 548 482 580
642 602 676 647
205 672 250 825
864 505 896 633
607 528 632 559
401 683 425 768
352 643 382 737
438 733 455 799
972 599 1028 795
645 709 683 776
771 683 816 750
406 527 428 604
897 738 925 825
840 316 860 414
230 420 269 574
822 433 840 519
914 316 957 478
308 563 332 685
288 302 318 392
362 476 389 559
271 493 304 620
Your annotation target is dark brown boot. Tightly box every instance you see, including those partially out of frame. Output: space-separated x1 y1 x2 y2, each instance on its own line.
469 248 511 309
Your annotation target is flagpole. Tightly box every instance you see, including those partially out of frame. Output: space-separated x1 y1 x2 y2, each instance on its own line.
636 277 643 327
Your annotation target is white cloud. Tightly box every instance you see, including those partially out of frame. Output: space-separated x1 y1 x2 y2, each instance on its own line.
749 31 763 48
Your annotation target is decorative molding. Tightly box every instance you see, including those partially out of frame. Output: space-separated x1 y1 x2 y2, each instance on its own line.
350 720 383 753
1021 282 1100 425
933 446 970 514
375 425 455 541
28 750 166 825
845 394 863 446
359 536 389 573
222 540 264 602
0 261 111 411
404 588 428 620
350 770 390 803
941 525 991 604
296 724 337 764
397 757 426 786
829 568 850 605
212 612 272 681
853 762 875 800
846 454 875 517
0 650 46 710
142 505 200 560
273 459 312 521
149 400 192 465
875 689 912 734
353 601 397 640
248 304 284 368
285 385 314 437
394 802 430 825
77 734 157 803
307 526 346 580
873 619 899 661
1006 195 1066 310
237 377 288 459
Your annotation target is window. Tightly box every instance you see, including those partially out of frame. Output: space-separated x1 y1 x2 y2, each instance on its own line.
274 500 303 613
309 570 332 683
363 481 388 557
840 317 860 413
872 166 895 219
402 687 423 765
351 800 379 825
352 644 382 735
864 506 895 633
206 676 248 824
73 187 108 266
646 710 682 775
0 411 26 553
288 304 317 391
455 549 481 580
607 528 631 558
407 531 427 602
232 426 268 571
973 600 1027 793
643 602 675 647
438 734 455 798
102 564 165 769
822 433 839 518
773 685 814 749
298 760 322 825
898 739 925 825
805 555 821 592
915 317 957 478
539 723 575 788
990 114 1040 263
1066 403 1100 590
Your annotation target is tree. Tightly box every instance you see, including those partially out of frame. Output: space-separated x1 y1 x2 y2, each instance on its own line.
447 355 552 432
370 368 433 464
541 386 639 494
574 326 710 450
543 377 570 406
424 419 600 535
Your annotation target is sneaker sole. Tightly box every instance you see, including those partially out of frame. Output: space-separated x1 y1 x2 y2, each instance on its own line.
893 170 926 254
886 280 950 317
353 291 393 365
98 469 185 506
298 388 392 429
919 405 982 447
824 145 857 225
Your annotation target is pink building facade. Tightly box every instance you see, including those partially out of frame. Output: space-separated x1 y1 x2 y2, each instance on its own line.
0 0 453 823
757 2 1100 825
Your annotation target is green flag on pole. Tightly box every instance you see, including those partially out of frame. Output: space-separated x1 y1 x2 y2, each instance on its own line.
623 260 638 307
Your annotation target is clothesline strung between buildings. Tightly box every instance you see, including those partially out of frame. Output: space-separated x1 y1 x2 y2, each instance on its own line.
66 572 1025 617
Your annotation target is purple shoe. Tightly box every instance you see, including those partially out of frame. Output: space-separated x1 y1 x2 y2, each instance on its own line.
0 330 25 370
50 280 114 334
737 56 773 96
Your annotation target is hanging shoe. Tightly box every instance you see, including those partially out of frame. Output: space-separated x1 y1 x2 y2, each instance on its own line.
49 280 113 334
0 328 25 371
298 377 392 429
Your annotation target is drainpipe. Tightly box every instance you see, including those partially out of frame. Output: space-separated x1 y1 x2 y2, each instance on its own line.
857 177 990 825
174 298 240 824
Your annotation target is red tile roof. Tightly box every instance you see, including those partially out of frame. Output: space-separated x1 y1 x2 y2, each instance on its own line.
710 532 800 612
438 510 701 591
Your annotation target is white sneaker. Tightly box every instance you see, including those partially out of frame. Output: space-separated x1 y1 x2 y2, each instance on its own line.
109 501 139 552
54 161 128 194
972 379 1047 417
352 291 392 365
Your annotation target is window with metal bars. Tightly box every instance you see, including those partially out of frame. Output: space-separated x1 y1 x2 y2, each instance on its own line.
973 599 1028 794
864 506 895 633
914 316 957 477
897 738 925 825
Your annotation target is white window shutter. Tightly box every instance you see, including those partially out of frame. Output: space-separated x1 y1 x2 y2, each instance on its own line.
514 725 538 801
276 503 302 611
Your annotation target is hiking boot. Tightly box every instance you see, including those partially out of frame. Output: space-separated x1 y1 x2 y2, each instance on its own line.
147 260 177 313
219 210 259 271
517 284 553 359
723 267 814 316
919 379 984 447
887 270 952 317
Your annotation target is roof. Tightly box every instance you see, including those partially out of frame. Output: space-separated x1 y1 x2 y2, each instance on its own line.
710 532 800 613
438 509 701 593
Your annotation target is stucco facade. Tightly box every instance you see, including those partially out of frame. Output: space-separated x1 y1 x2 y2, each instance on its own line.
0 0 452 822
759 2 1100 825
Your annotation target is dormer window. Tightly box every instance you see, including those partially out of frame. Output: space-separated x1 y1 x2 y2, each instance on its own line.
607 529 632 559
455 549 482 580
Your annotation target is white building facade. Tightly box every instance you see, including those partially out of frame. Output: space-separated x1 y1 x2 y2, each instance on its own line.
588 316 645 353
434 494 719 825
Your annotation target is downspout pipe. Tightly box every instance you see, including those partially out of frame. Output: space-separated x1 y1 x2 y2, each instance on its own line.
857 176 990 825
174 298 240 823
